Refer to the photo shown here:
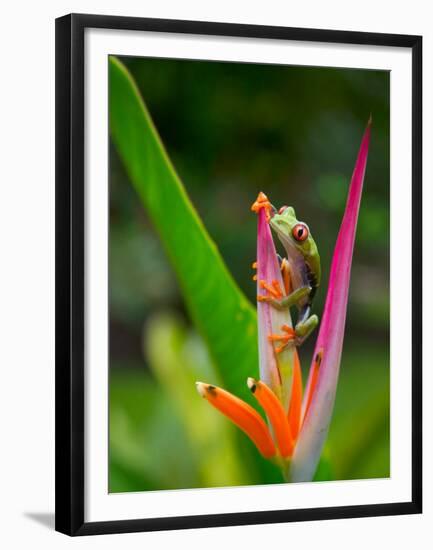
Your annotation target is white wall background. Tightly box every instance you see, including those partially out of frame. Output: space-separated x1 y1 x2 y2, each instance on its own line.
0 1 430 548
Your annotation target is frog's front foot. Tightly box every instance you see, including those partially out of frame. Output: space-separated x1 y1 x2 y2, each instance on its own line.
257 279 285 303
294 314 319 345
257 283 311 311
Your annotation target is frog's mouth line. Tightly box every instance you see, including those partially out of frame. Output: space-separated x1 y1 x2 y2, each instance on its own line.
269 217 293 243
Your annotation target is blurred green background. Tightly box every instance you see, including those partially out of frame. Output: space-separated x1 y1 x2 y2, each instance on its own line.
109 57 390 492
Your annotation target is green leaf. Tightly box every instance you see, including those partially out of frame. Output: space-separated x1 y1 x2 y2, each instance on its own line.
144 311 250 487
312 452 334 482
109 56 258 402
109 371 199 491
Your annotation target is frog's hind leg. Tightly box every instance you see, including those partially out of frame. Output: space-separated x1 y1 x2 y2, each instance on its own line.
294 307 319 345
268 324 296 354
256 255 312 314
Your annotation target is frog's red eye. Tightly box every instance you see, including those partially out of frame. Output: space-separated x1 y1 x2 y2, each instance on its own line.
278 205 288 214
292 223 309 242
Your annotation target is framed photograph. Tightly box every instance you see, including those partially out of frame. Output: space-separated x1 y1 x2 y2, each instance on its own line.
55 13 422 536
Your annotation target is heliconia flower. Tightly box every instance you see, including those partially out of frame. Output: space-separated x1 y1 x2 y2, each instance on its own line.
291 119 371 481
196 120 371 481
253 192 299 414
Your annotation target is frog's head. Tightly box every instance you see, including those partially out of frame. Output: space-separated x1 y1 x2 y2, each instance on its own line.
270 205 320 284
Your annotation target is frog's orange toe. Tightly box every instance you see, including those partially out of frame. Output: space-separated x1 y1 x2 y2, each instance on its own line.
251 192 272 221
258 279 283 300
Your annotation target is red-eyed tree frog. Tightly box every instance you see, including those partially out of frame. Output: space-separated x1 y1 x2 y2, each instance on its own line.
265 205 321 345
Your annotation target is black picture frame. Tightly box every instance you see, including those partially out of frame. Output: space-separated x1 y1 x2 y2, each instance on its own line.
55 13 422 536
